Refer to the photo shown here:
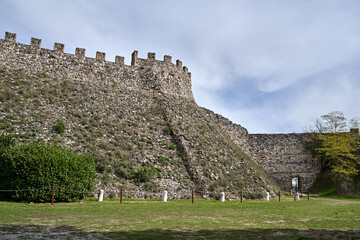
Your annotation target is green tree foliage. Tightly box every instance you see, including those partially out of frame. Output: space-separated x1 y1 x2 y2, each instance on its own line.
0 133 15 154
0 141 95 202
305 132 360 194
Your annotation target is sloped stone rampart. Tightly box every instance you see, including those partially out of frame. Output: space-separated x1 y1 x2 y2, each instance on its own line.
201 108 252 156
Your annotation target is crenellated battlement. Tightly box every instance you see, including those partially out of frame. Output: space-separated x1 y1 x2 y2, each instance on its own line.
1 32 193 99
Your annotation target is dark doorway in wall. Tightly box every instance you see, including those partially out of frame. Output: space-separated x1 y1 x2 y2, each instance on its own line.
292 177 299 191
291 176 303 192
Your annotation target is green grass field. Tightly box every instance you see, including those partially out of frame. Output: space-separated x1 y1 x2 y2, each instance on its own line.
1 196 359 239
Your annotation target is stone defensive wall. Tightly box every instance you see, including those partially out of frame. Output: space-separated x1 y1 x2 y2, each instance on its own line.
248 133 321 191
204 108 322 191
0 32 193 100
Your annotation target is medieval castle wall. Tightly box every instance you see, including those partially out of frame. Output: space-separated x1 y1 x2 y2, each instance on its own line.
0 32 193 100
203 109 321 191
248 134 321 191
1 31 322 192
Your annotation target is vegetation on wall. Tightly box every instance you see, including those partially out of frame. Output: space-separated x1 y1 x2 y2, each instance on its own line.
305 111 360 195
54 118 66 134
306 132 360 194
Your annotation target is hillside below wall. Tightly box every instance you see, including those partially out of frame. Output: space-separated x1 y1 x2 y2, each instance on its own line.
248 134 321 191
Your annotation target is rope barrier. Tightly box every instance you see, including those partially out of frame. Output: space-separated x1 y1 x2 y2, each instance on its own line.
54 186 93 194
0 186 51 192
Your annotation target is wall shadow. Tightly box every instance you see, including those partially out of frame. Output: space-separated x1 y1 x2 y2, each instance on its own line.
1 224 359 240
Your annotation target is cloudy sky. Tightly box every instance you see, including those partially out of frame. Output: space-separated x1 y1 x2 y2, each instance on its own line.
1 0 360 133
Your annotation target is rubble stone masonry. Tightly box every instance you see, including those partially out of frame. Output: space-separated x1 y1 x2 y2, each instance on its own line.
0 32 322 193
248 134 321 191
0 32 193 100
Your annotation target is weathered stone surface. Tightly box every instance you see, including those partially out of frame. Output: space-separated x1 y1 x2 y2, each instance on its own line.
0 34 193 100
0 32 278 198
248 134 321 191
204 108 321 192
202 108 251 156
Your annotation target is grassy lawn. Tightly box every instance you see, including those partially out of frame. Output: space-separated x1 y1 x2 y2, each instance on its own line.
0 196 359 239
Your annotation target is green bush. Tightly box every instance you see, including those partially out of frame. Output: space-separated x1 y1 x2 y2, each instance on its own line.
0 133 15 154
54 118 66 134
132 166 159 183
164 126 173 136
243 192 264 200
0 141 95 202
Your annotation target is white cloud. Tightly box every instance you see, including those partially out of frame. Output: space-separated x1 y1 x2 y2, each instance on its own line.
1 0 360 133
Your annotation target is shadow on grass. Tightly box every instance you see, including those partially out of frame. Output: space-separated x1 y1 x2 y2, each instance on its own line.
1 224 360 240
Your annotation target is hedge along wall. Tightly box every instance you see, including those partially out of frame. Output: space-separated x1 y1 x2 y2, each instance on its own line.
0 141 96 202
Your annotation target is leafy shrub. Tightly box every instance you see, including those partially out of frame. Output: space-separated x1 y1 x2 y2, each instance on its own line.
167 143 176 150
108 191 117 199
0 133 15 154
157 156 169 165
132 166 159 183
164 126 172 136
94 156 110 173
243 192 264 200
54 118 66 134
144 182 160 191
0 141 95 202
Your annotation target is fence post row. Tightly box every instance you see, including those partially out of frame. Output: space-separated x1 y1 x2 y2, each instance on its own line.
0 186 315 204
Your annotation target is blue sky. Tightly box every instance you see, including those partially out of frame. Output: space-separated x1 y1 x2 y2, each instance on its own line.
1 0 360 133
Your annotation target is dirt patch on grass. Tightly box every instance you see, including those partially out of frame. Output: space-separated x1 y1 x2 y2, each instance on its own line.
263 220 285 224
297 217 312 222
323 199 360 206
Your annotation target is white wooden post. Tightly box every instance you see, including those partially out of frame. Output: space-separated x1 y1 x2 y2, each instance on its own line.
296 192 299 201
98 189 104 202
265 192 270 201
220 192 225 202
163 190 168 202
